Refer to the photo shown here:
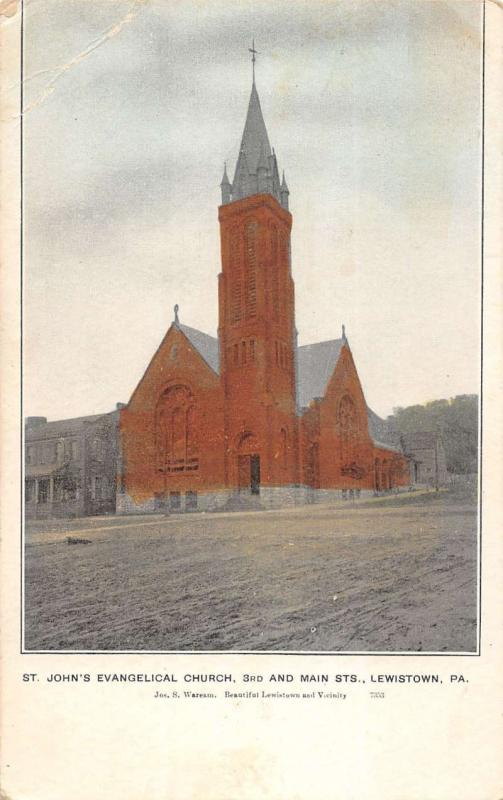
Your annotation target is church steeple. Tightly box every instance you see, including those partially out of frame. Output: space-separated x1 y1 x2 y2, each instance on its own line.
221 52 289 209
218 47 297 490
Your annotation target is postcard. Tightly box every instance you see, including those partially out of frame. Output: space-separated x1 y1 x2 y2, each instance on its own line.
1 1 501 798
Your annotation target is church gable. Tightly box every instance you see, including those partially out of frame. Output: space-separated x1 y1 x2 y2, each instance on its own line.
127 323 221 415
120 323 225 503
323 343 369 420
299 337 370 437
302 340 374 488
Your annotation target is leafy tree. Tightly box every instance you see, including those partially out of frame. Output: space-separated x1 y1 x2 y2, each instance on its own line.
389 395 478 474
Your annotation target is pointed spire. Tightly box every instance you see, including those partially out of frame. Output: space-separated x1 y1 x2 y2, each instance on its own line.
223 52 290 207
342 324 347 342
220 162 230 186
232 82 271 188
280 170 290 210
220 162 231 204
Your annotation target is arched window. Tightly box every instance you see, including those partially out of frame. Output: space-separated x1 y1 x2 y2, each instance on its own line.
229 226 242 323
307 443 320 488
186 406 197 459
374 458 381 491
171 408 184 460
280 428 288 469
156 385 198 473
382 459 388 490
280 233 288 266
245 220 258 318
337 394 360 472
270 224 279 320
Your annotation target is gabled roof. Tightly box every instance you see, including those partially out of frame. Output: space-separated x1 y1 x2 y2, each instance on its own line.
367 406 395 446
297 339 344 408
178 324 220 375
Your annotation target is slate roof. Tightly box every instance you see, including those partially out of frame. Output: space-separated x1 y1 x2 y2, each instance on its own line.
173 327 347 407
179 323 220 374
233 82 272 184
168 326 401 455
25 410 119 440
367 406 396 446
366 407 403 453
227 80 285 207
296 339 344 408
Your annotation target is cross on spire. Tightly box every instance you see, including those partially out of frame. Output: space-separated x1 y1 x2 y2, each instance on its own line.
248 38 258 84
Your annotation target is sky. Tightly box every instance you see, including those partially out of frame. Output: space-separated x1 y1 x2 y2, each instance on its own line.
23 0 482 420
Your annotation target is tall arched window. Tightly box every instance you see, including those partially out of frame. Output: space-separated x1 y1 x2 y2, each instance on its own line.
382 459 389 491
186 405 198 459
280 428 288 469
245 220 258 318
270 224 279 320
307 443 320 488
156 385 198 473
337 394 360 471
229 226 242 323
374 458 381 491
280 233 288 269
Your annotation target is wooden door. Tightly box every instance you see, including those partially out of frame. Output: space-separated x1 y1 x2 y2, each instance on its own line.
238 455 250 491
250 455 260 495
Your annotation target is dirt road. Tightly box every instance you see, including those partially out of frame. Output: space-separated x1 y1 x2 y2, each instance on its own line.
24 491 478 652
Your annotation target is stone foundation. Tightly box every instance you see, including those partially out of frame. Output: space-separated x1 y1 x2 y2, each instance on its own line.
115 493 157 515
116 490 234 515
116 485 411 515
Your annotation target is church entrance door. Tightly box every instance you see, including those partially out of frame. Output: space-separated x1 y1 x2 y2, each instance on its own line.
238 455 249 492
250 455 260 495
237 454 261 495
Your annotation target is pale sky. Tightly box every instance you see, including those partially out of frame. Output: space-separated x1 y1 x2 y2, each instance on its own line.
23 0 482 420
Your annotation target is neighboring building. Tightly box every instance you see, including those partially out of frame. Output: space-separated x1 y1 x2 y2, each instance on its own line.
400 432 448 487
25 410 120 519
118 72 411 514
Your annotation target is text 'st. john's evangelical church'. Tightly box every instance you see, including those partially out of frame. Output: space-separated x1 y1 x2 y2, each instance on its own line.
118 58 411 513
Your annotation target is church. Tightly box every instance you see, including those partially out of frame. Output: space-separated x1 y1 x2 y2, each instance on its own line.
117 68 411 514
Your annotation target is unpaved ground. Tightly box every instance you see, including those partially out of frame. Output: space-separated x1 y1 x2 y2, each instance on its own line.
24 491 477 652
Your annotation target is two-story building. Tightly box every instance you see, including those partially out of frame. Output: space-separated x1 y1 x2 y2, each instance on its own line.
25 409 121 519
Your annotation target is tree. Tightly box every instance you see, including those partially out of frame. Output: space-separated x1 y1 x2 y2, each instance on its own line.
390 395 478 474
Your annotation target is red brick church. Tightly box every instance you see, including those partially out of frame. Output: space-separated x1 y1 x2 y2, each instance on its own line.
118 70 410 513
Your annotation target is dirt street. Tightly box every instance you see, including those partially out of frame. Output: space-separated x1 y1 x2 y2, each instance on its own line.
24 491 478 652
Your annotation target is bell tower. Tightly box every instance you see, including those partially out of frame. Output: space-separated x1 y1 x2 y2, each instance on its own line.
218 49 298 493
